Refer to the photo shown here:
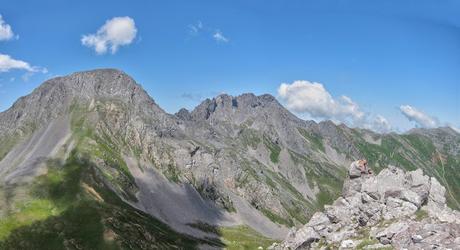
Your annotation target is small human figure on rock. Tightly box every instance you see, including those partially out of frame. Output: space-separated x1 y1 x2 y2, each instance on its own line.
348 159 373 179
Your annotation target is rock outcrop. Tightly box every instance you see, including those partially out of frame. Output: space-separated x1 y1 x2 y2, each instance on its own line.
273 166 460 249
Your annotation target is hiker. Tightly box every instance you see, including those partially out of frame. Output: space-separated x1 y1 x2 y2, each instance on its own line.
348 159 372 178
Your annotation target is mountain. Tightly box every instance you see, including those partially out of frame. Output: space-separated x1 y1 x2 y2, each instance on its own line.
274 166 460 249
0 69 459 249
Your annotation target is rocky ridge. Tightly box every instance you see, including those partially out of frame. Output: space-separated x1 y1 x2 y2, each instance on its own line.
274 166 460 249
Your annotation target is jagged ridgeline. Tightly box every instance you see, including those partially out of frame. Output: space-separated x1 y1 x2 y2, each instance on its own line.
0 69 459 249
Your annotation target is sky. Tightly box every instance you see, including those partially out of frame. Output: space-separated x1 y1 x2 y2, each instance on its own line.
0 0 459 133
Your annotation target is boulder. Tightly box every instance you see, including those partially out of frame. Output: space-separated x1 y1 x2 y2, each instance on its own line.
281 226 320 249
339 239 355 249
382 197 418 220
307 212 330 227
361 177 381 200
411 234 423 243
401 189 423 208
428 177 446 206
376 221 409 243
349 167 362 179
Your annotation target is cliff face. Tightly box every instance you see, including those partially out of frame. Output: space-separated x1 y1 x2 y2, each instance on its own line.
274 166 460 249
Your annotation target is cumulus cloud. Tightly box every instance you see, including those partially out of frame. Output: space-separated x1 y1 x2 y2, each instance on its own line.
278 80 365 122
213 30 229 43
400 105 439 128
0 15 15 41
0 53 46 73
277 80 394 133
81 16 137 54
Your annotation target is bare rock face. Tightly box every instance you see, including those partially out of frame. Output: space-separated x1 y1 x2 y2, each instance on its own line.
274 166 460 249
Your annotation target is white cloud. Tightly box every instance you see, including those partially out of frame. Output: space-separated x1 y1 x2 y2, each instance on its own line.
277 80 394 133
278 80 364 122
0 53 46 73
369 115 392 133
187 22 229 43
81 16 137 54
213 30 229 43
188 21 203 35
0 15 15 41
400 105 438 128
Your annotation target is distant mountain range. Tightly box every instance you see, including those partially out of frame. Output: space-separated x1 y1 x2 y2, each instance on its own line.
0 69 458 249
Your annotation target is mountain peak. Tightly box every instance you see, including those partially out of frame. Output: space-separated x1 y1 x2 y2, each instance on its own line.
189 93 286 122
0 68 164 133
43 68 141 98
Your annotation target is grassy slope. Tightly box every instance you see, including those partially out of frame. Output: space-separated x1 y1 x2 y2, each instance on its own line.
0 151 222 249
189 222 276 250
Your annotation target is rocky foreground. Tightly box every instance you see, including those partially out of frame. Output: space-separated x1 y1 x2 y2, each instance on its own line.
272 166 460 249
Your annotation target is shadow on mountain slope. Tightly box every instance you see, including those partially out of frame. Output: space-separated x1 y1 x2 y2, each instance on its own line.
0 152 225 250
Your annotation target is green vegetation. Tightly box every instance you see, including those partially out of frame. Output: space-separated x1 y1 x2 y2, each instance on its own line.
236 160 260 188
0 122 37 161
353 225 387 250
265 169 308 204
443 156 460 209
288 149 344 211
164 164 181 183
354 135 419 173
188 223 277 250
315 190 334 210
70 104 139 202
281 201 309 224
314 171 343 210
403 134 436 161
0 152 222 249
298 127 325 152
221 195 237 213
263 136 281 164
356 238 380 250
415 209 429 221
0 135 19 162
0 157 82 240
219 225 276 250
260 207 293 227
239 128 261 149
0 199 59 240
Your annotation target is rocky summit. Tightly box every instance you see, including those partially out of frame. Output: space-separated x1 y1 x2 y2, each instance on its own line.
273 166 460 249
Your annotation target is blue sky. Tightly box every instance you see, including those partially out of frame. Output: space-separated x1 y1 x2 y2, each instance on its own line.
0 0 459 132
